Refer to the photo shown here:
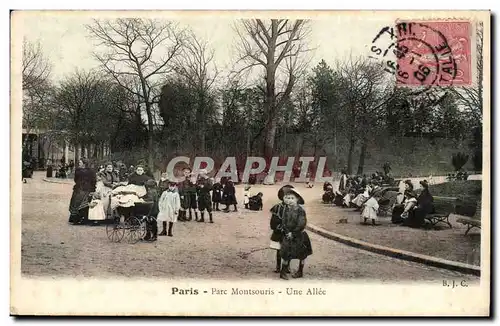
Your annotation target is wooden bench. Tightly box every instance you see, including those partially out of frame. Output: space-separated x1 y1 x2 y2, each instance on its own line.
456 200 482 235
425 196 457 229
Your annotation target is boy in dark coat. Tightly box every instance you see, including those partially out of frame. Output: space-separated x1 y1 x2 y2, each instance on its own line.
212 178 223 211
142 179 159 242
178 167 198 222
196 169 214 223
248 192 263 211
222 179 238 212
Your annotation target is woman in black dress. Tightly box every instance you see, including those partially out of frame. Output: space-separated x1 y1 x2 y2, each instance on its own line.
404 180 434 228
68 158 97 225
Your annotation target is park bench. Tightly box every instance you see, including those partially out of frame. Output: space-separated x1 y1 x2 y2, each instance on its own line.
425 196 457 229
456 200 482 235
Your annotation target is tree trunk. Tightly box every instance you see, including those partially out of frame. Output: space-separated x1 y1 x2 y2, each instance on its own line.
357 135 368 175
347 135 355 175
264 119 277 159
93 143 98 159
295 134 304 157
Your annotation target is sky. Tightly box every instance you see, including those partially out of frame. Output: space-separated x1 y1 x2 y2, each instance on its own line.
15 11 395 83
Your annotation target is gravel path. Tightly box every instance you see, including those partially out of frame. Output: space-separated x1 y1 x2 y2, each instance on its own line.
21 174 479 283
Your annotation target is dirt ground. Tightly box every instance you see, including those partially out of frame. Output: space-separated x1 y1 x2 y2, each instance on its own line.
20 173 479 282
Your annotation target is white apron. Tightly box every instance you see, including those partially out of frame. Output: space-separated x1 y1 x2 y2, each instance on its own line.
157 190 181 223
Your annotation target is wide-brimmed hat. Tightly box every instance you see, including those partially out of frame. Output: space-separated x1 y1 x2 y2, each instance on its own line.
278 184 295 201
285 188 305 205
420 179 429 188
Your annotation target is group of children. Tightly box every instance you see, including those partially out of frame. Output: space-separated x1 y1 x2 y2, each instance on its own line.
141 167 268 242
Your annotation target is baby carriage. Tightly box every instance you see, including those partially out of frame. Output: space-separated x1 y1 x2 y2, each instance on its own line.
105 201 155 244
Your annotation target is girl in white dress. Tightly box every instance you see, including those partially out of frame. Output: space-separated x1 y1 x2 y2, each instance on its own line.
157 181 181 237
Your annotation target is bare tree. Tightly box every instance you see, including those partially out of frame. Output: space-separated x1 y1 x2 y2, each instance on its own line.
22 39 53 156
86 18 186 169
22 39 52 91
174 31 219 155
233 19 312 158
335 57 394 175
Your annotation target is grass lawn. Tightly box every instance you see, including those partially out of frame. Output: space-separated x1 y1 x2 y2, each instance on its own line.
428 180 481 217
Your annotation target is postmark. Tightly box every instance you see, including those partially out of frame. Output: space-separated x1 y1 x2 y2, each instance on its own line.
369 20 472 105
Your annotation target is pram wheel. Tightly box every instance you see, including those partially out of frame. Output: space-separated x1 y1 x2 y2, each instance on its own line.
106 218 125 242
124 216 146 244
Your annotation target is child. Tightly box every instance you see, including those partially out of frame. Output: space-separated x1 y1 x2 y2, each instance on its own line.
279 188 313 280
222 179 238 212
196 169 214 223
178 167 198 222
248 192 263 211
361 193 380 226
158 181 181 237
142 179 160 241
243 185 252 209
212 177 223 211
158 172 170 194
269 185 295 274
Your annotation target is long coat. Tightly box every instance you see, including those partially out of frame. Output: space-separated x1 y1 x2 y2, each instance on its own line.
279 204 313 260
98 170 120 188
222 181 237 205
196 176 213 211
158 189 181 223
212 182 223 203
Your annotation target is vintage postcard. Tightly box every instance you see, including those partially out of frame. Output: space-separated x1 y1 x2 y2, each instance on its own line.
11 10 490 316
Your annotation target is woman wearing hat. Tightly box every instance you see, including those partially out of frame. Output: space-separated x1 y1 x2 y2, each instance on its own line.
403 180 434 228
279 188 313 280
269 185 295 274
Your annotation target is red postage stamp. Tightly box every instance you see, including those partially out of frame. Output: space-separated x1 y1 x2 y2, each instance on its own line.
394 20 472 86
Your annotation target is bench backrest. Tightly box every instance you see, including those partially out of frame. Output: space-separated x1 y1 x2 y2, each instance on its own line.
433 196 458 214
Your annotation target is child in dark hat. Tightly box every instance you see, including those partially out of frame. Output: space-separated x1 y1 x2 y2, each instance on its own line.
279 188 313 280
269 185 295 274
248 192 264 211
142 179 160 241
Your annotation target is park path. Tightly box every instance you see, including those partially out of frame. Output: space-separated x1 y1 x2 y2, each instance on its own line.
20 172 478 282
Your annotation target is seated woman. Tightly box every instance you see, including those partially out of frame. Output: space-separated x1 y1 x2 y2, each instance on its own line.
322 182 334 204
248 192 264 211
128 165 152 186
403 180 434 228
342 179 358 208
391 180 417 223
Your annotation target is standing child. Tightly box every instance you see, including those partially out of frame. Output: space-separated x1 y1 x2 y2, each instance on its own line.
157 172 170 195
196 169 214 223
178 167 198 222
158 181 181 237
212 177 223 211
361 193 380 226
143 179 160 242
243 185 252 209
269 185 295 274
222 179 238 212
279 188 313 280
